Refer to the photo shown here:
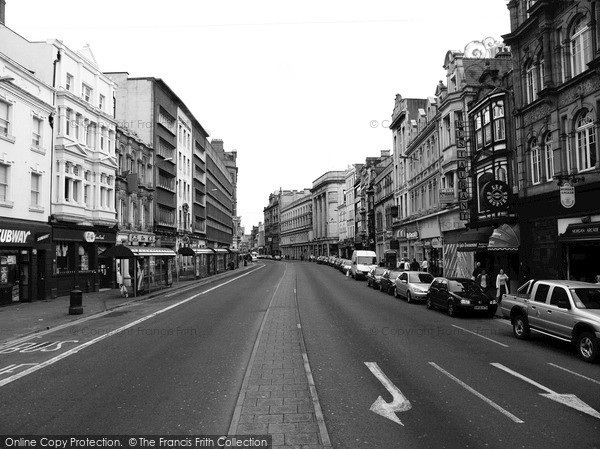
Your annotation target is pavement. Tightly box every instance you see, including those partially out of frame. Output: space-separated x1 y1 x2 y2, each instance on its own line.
0 263 257 347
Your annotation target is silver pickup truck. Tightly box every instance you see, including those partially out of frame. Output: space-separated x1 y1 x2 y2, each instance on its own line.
500 279 600 362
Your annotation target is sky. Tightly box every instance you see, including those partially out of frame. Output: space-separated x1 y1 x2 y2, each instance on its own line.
7 0 511 232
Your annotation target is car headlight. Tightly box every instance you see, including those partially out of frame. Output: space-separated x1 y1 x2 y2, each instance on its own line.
460 299 471 305
489 300 497 305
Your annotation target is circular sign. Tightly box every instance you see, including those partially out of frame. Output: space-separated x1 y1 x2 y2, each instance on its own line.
560 182 575 208
482 181 510 212
84 231 96 243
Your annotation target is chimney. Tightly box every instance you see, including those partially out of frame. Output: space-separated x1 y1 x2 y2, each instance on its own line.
0 0 6 25
381 149 390 158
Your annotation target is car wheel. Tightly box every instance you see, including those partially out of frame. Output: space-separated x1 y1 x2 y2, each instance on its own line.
406 291 412 304
426 296 434 310
447 300 456 317
394 287 399 298
367 279 371 287
576 332 599 363
379 283 384 292
512 314 530 340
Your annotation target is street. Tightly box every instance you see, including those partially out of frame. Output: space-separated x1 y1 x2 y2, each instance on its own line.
1 261 599 448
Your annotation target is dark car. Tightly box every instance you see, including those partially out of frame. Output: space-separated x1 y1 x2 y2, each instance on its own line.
379 269 403 295
426 277 498 317
366 266 388 289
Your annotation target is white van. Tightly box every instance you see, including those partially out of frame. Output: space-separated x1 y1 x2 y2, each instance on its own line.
350 250 378 280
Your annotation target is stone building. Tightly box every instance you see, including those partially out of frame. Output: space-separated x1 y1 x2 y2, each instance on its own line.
311 172 345 256
504 0 600 282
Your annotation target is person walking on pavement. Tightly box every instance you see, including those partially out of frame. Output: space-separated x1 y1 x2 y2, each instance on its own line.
421 258 429 273
410 258 420 271
477 269 490 296
472 261 483 280
496 268 509 302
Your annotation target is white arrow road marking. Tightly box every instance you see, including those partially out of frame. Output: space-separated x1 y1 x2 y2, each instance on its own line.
491 363 600 420
429 362 524 423
364 362 411 426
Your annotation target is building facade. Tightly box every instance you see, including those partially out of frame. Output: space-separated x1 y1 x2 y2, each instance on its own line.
311 171 345 256
0 50 54 303
505 0 600 282
280 189 312 259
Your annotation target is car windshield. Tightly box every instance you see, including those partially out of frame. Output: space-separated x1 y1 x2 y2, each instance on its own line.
388 271 402 279
357 256 377 265
448 280 481 294
409 273 434 283
571 288 600 309
374 267 386 275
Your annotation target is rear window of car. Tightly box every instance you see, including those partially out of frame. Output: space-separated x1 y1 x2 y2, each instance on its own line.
409 273 434 283
388 270 402 279
357 256 377 265
571 288 600 309
448 280 480 294
375 267 387 275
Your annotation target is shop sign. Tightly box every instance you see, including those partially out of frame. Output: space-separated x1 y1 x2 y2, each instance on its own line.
0 229 32 244
482 181 510 212
406 227 419 240
439 188 455 204
560 182 575 209
84 231 96 243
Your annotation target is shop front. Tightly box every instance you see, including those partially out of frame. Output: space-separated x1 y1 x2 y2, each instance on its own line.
0 218 52 304
419 216 442 276
558 219 600 283
194 248 216 278
51 225 117 298
214 248 229 273
99 245 176 297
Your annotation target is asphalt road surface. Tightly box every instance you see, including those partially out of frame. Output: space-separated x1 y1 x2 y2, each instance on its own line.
1 260 599 448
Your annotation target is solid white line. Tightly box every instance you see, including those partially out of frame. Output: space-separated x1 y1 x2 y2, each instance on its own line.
0 266 265 389
490 363 554 394
429 362 524 424
227 265 288 435
165 265 263 297
547 363 600 386
451 324 509 348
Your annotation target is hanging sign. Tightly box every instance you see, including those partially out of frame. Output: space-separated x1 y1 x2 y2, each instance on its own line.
560 182 575 209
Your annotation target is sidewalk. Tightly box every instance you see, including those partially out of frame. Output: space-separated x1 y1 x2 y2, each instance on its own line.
228 265 331 448
0 264 256 346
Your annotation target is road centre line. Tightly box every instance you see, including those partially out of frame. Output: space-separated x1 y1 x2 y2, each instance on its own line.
547 363 600 386
0 266 265 389
451 324 509 348
429 362 524 424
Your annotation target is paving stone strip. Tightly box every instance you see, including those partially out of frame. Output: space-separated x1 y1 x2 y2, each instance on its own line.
228 264 331 448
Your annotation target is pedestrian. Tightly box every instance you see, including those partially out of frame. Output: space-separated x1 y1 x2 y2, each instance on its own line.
595 274 600 284
477 269 490 295
496 268 509 302
472 261 482 280
421 258 429 272
410 258 420 271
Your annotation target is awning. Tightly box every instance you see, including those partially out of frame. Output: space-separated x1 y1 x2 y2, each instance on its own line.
99 245 177 258
177 247 196 256
488 224 520 251
456 227 494 252
194 248 215 255
559 222 600 242
228 248 240 253
213 248 229 254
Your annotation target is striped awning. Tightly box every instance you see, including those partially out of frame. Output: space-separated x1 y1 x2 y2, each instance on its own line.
488 224 520 251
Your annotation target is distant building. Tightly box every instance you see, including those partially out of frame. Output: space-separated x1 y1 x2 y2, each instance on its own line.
311 171 345 256
280 189 312 259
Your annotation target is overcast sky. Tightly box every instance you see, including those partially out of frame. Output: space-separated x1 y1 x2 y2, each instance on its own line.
7 0 510 231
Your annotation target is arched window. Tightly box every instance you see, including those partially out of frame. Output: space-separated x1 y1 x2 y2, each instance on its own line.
575 111 597 172
530 137 541 185
543 132 554 180
571 17 592 77
496 167 507 183
525 60 537 103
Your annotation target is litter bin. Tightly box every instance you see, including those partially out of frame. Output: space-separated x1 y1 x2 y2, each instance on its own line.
69 290 83 315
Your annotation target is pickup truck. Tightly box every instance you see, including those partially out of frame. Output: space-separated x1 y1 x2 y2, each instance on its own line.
500 279 600 362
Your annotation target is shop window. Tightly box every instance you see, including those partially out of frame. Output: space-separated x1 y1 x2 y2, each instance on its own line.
78 244 90 271
55 242 74 273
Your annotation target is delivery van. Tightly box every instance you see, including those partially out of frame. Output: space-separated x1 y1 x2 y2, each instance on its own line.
350 250 378 280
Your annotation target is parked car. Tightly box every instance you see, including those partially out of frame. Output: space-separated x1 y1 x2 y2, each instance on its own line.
366 267 387 289
379 269 403 295
394 271 434 303
350 250 378 280
426 277 497 317
339 259 352 274
501 279 600 362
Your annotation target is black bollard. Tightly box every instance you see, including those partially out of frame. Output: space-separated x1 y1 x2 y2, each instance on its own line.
69 290 83 315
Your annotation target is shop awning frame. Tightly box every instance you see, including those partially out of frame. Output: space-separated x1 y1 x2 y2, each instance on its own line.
100 245 177 258
559 222 600 242
488 224 520 251
177 247 196 256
